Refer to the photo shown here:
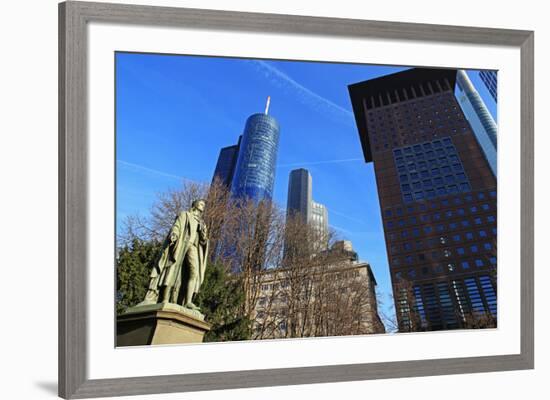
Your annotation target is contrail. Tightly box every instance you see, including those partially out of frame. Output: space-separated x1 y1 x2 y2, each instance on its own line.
117 160 196 182
277 157 363 168
331 224 354 235
252 60 354 123
327 207 367 225
330 225 382 238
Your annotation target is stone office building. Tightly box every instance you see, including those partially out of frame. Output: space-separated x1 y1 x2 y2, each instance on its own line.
253 241 385 339
348 68 497 332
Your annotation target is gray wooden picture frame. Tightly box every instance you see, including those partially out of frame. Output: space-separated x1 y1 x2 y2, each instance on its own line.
59 1 534 398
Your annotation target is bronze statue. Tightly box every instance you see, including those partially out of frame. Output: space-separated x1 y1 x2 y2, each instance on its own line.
141 199 209 311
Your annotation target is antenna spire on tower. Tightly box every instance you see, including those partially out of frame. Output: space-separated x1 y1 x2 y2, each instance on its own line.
264 96 271 115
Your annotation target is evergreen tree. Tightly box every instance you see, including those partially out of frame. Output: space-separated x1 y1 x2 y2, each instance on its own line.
196 262 252 342
116 239 251 341
116 239 161 314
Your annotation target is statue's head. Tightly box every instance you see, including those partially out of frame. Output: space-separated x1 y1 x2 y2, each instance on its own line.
191 199 206 213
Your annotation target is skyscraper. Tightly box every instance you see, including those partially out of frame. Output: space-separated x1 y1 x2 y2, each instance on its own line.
286 168 312 223
479 70 498 103
349 68 497 332
310 200 329 244
286 168 329 254
456 70 497 177
211 136 242 188
231 97 281 202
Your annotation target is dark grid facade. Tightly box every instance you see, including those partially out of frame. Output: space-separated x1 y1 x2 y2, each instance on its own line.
349 68 497 331
287 168 312 223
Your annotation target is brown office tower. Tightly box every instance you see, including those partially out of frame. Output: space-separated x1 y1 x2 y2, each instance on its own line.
349 68 497 332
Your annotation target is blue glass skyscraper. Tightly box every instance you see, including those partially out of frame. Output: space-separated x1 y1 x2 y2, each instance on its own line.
230 97 280 202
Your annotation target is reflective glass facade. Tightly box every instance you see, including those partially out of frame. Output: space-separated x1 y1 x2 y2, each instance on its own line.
479 70 498 103
311 200 329 250
456 70 497 177
349 68 497 332
393 138 471 203
456 71 497 149
211 136 241 187
231 113 280 202
457 91 497 177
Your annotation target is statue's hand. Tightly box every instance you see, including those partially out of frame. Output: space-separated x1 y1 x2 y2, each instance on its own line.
170 232 178 244
200 224 208 240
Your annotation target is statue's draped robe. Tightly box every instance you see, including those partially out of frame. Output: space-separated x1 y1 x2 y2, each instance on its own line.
148 211 208 303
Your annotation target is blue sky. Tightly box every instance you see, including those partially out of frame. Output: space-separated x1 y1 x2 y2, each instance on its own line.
116 52 497 327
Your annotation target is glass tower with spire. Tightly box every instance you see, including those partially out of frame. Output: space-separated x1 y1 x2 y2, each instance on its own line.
230 97 281 202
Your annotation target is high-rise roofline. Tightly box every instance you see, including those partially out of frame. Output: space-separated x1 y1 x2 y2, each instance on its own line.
348 68 458 162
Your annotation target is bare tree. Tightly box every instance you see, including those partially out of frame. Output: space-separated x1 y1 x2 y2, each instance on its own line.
376 288 399 333
119 179 384 340
461 311 497 329
392 278 424 332
118 180 211 244
253 215 385 339
455 236 497 329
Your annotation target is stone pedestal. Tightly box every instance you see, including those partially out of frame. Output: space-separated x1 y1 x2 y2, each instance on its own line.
116 302 211 346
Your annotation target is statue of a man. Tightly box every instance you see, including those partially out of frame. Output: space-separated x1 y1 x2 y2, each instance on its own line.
141 199 209 310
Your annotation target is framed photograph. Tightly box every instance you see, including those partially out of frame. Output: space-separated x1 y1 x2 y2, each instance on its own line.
59 1 534 398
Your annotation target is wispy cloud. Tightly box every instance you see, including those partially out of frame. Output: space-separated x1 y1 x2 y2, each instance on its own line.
117 160 196 182
252 60 354 124
327 207 367 225
330 224 355 236
117 60 240 133
331 225 383 238
277 157 362 168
